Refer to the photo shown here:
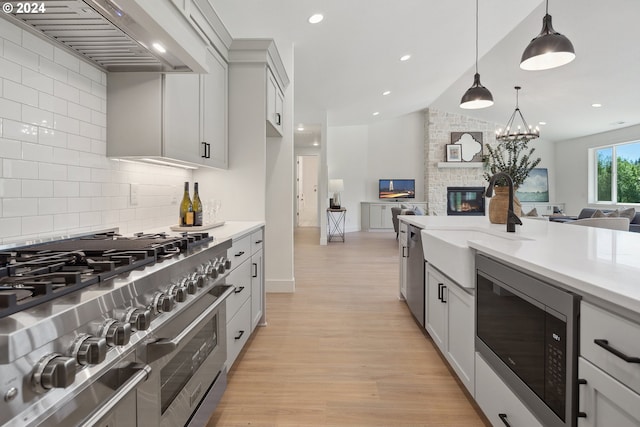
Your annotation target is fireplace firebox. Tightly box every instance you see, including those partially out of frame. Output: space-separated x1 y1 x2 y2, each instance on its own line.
447 187 485 216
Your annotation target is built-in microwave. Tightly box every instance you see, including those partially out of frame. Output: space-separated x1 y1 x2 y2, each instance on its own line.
475 254 580 427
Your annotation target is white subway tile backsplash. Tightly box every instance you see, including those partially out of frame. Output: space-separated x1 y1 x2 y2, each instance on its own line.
53 47 80 73
39 57 68 82
0 217 21 238
53 80 80 103
67 166 91 181
0 178 21 197
0 22 21 45
38 163 67 181
53 114 79 134
38 197 67 214
39 92 67 115
4 40 38 71
4 80 38 107
38 128 67 148
54 213 80 231
1 19 193 242
3 120 38 143
67 134 91 152
22 105 54 128
22 67 54 94
3 198 37 217
79 62 103 83
21 31 54 60
68 197 92 213
22 180 53 198
79 182 101 197
22 141 53 162
3 159 38 179
52 147 79 166
0 57 21 82
80 121 102 140
22 215 54 234
0 138 22 159
54 181 79 197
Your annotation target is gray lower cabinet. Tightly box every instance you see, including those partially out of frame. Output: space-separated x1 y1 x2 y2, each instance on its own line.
225 228 265 369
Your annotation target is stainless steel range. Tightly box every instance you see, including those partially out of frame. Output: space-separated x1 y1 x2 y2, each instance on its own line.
0 229 234 427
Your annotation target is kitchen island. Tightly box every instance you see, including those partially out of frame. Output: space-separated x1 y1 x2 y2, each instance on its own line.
398 215 640 427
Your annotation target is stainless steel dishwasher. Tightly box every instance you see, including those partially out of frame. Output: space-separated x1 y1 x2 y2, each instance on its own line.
406 224 425 327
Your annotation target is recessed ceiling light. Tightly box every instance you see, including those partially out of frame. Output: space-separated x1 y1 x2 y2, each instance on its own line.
382 91 391 96
400 54 411 62
297 126 305 131
152 43 166 53
592 103 602 108
539 121 547 125
373 112 380 116
313 142 319 146
308 14 324 24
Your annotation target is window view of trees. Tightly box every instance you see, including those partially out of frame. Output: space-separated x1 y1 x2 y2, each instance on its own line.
596 142 640 203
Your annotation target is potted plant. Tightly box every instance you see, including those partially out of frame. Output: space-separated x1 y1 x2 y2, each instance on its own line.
483 138 541 223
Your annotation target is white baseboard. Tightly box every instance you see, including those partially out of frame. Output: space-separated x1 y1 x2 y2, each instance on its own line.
266 278 295 293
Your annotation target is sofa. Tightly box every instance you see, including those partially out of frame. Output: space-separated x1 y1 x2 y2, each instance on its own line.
391 205 425 239
549 207 640 232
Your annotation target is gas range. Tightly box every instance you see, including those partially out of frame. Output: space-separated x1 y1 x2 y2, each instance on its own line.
0 229 233 427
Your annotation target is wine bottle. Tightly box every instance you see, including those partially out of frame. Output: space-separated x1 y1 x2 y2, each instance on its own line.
193 182 203 226
179 182 194 226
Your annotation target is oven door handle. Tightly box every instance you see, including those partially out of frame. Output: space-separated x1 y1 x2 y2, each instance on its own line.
147 286 235 363
78 363 152 427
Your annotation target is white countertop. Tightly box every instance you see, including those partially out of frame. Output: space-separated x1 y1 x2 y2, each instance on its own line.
147 221 264 245
400 215 640 316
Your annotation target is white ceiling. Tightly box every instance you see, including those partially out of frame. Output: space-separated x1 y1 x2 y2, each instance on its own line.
211 0 640 144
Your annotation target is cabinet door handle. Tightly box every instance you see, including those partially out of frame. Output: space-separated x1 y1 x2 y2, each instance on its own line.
275 113 281 125
252 262 258 278
235 251 245 257
201 141 207 158
437 283 444 301
498 414 511 427
234 286 245 294
402 246 408 258
234 330 245 340
206 142 211 158
441 285 447 303
594 339 640 363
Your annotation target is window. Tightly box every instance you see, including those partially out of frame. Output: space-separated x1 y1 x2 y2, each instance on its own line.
594 141 640 203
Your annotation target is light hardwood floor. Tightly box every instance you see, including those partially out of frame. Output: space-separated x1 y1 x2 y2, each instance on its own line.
208 228 489 427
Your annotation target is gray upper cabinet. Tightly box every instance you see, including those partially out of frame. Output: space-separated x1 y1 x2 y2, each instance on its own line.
266 69 284 137
107 48 228 169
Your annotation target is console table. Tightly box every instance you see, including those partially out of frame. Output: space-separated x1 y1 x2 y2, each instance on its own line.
327 208 346 242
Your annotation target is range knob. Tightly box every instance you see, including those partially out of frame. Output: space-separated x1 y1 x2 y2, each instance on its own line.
183 278 197 294
32 353 76 393
205 261 219 279
193 273 206 288
124 308 152 331
152 292 174 314
223 258 232 270
100 319 131 347
216 259 227 274
168 284 187 302
71 334 107 366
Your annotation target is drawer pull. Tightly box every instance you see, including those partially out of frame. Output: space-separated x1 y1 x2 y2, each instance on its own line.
235 251 245 257
437 283 444 301
234 286 245 294
578 378 587 385
594 339 640 363
255 240 263 244
234 330 245 340
578 412 587 418
252 263 258 278
498 413 511 427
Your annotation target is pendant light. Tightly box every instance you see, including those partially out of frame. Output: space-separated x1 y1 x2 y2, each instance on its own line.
496 86 539 142
460 0 493 109
520 0 575 71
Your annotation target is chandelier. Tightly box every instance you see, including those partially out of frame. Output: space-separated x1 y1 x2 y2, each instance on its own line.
496 86 539 142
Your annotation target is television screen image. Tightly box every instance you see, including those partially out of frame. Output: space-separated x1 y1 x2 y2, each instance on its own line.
379 179 415 199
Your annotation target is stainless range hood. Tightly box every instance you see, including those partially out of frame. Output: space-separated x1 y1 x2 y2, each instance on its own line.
1 0 200 72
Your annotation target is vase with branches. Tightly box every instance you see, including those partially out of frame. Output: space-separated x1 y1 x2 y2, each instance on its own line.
483 138 541 223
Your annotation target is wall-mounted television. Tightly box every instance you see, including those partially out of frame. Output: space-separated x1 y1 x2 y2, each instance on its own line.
379 179 415 199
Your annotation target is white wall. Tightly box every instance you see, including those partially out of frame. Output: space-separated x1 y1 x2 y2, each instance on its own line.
326 112 425 232
0 20 191 244
555 123 640 215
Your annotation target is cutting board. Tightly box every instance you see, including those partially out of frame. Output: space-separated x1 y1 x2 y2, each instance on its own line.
169 221 226 232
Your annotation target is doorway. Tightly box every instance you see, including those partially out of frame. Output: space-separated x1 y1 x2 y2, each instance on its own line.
296 155 319 227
